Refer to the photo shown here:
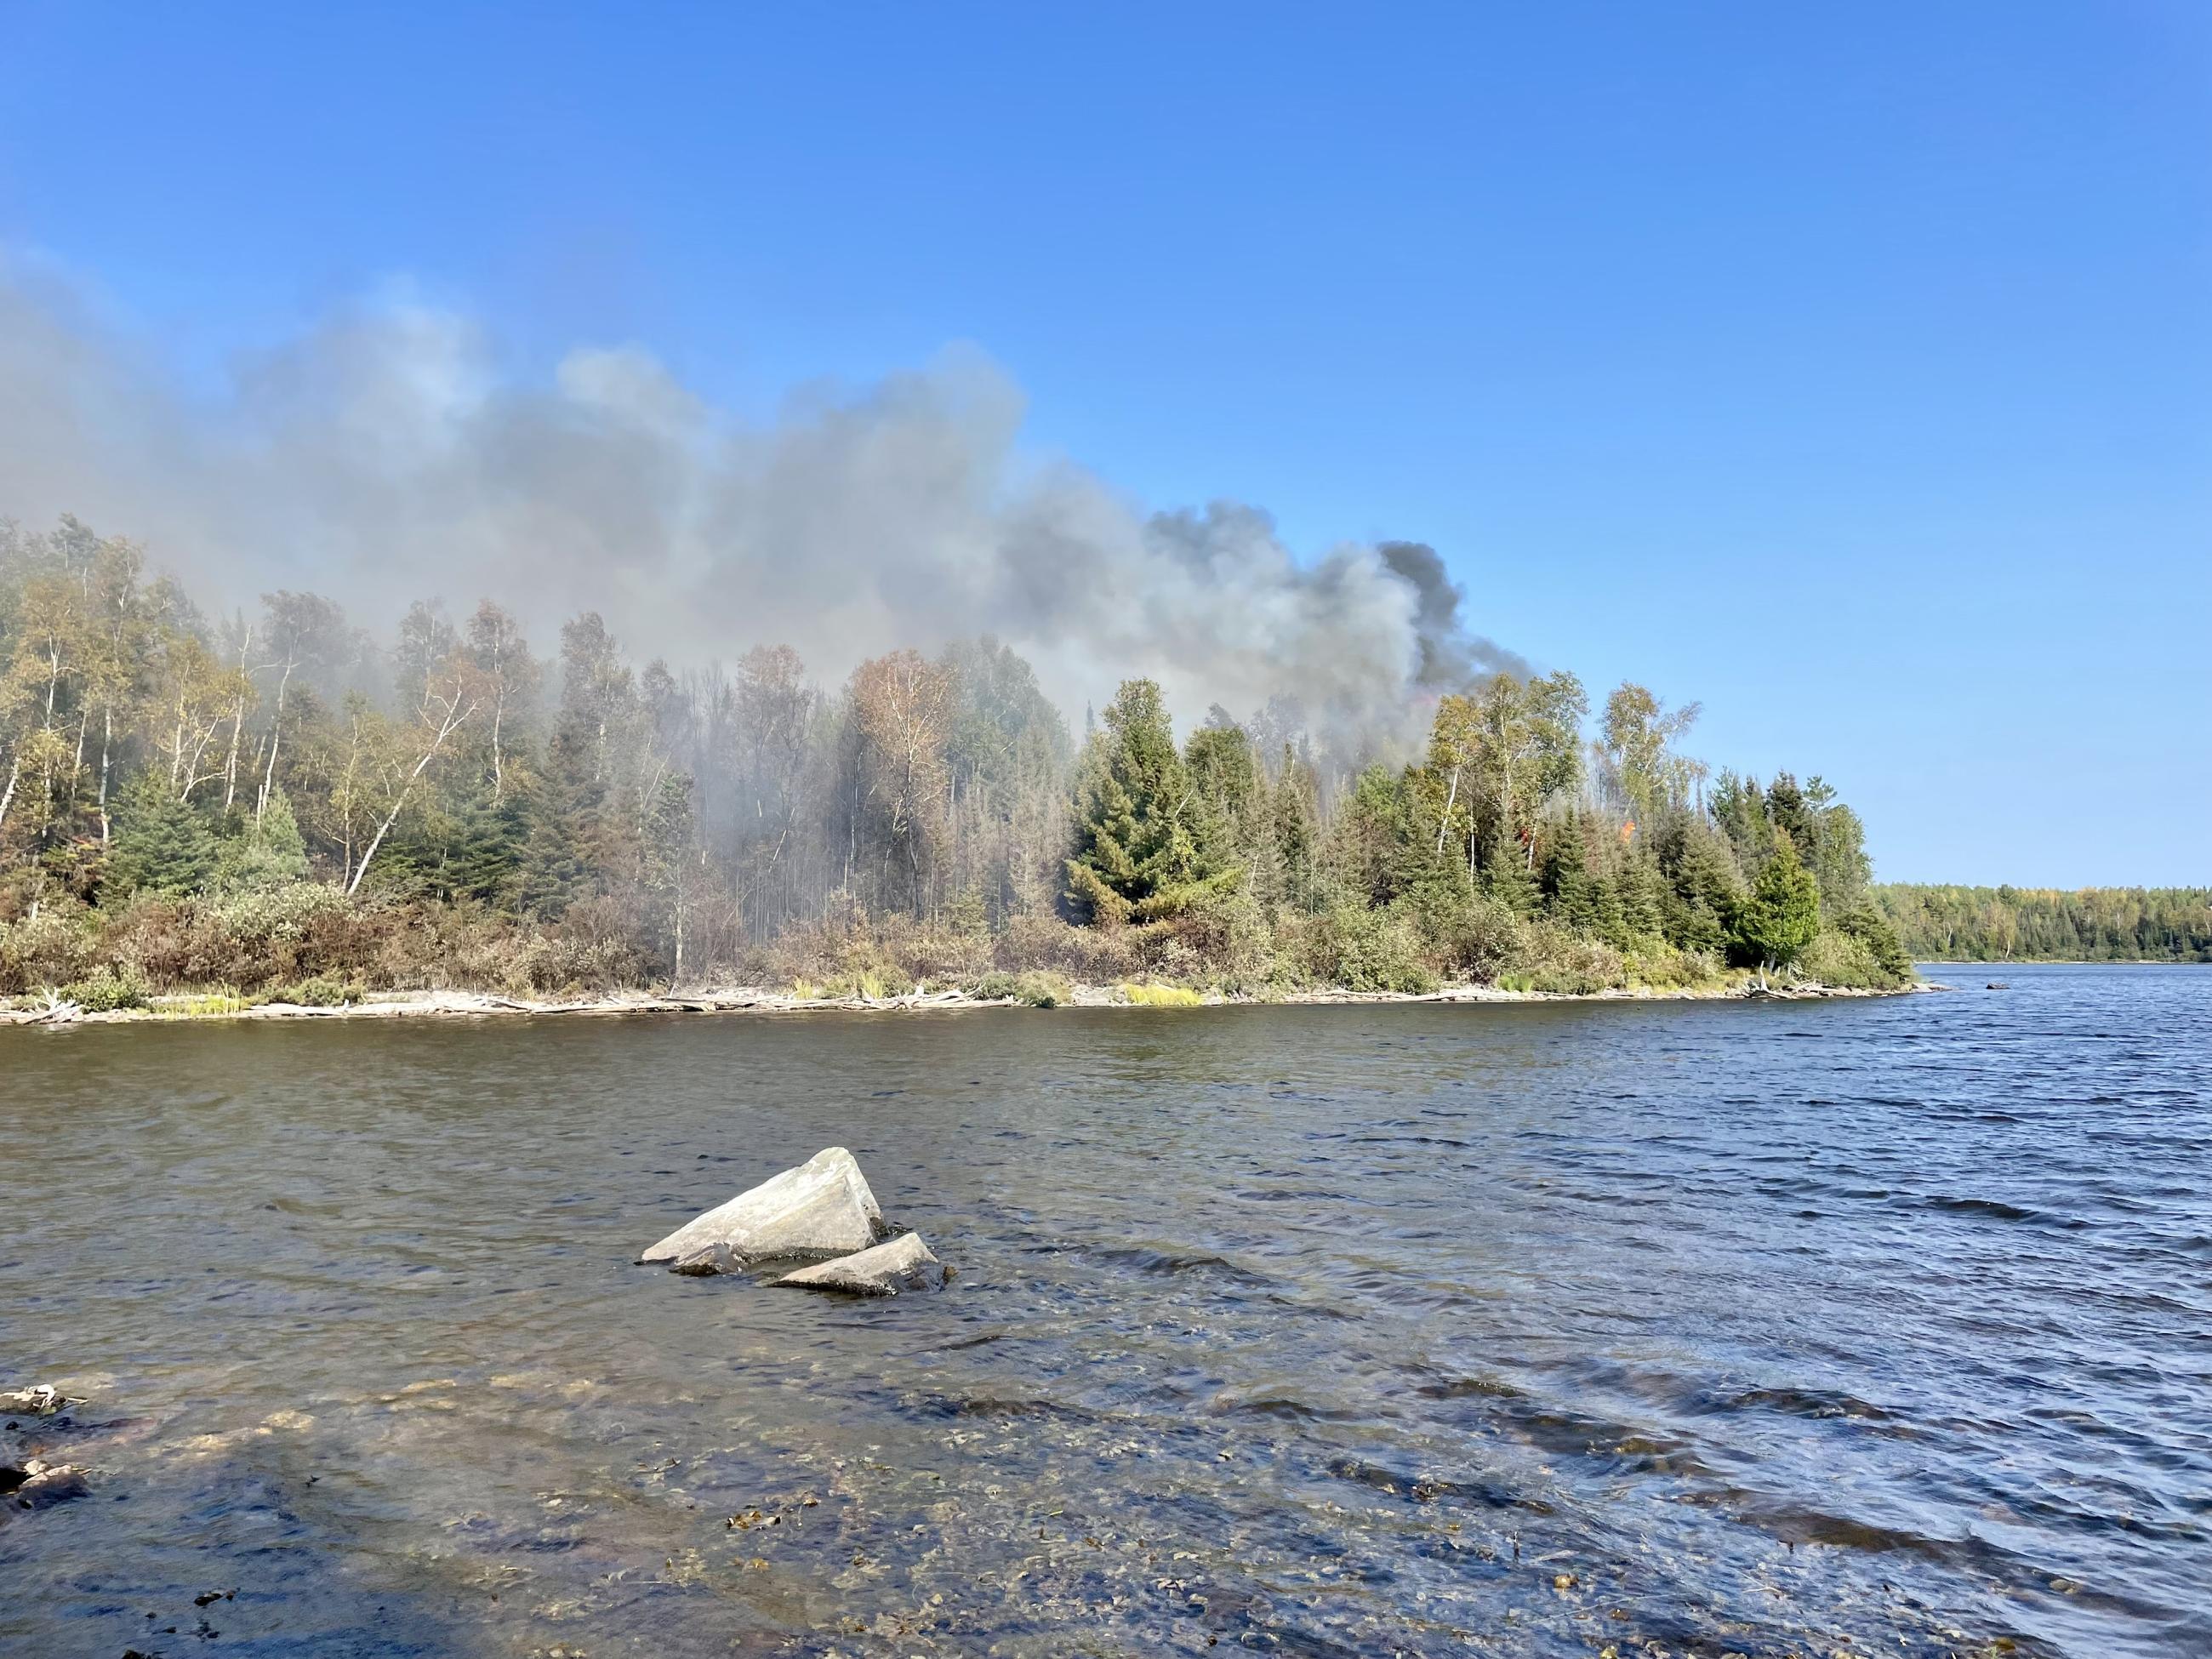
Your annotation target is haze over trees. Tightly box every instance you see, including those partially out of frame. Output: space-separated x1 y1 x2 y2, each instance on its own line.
0 516 1913 1005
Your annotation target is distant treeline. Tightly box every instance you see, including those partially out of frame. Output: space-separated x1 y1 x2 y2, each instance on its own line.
1 514 1913 1006
1874 885 2212 963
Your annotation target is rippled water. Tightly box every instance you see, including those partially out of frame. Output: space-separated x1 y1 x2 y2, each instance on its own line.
4 966 2208 1657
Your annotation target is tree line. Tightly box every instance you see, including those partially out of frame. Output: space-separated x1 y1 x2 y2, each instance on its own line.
0 516 1913 1005
1874 885 2212 963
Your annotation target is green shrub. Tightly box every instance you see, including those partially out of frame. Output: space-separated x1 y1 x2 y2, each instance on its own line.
269 977 352 1007
1309 903 1438 995
972 969 1071 1006
1503 920 1624 995
1619 938 1725 989
60 965 151 1012
1408 889 1521 983
0 908 99 994
1831 903 1915 985
1797 928 1912 990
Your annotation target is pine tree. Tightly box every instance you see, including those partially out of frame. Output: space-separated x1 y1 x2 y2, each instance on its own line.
448 790 529 906
1732 832 1821 978
518 782 589 919
1271 748 1319 913
1481 816 1540 915
1064 679 1239 922
105 779 219 897
216 787 312 890
1834 900 1913 983
1541 812 1600 932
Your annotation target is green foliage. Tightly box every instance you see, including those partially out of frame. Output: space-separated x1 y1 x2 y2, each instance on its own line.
446 792 530 905
972 968 1071 1006
1502 919 1624 995
216 790 313 892
1730 835 1822 972
105 781 218 898
1308 902 1439 995
1065 679 1241 923
0 907 99 993
1873 884 2212 962
1831 901 1914 984
268 976 354 1007
3 514 1931 1006
61 964 150 1011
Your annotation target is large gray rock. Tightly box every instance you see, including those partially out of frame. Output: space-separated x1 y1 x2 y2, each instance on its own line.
641 1147 885 1269
774 1231 946 1296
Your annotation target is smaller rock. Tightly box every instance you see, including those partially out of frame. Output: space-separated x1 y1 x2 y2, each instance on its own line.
775 1232 946 1296
8 1457 89 1508
0 1385 70 1417
670 1241 745 1276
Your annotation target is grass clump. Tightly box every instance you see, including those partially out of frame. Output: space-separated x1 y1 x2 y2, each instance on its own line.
265 977 353 1007
166 988 250 1018
971 969 1072 1007
1119 981 1205 1007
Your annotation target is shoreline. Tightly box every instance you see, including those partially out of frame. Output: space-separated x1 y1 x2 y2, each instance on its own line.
3 977 1941 1028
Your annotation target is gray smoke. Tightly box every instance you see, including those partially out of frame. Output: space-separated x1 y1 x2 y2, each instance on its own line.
1 262 1519 754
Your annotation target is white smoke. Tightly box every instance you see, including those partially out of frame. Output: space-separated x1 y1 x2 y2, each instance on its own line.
0 259 1523 750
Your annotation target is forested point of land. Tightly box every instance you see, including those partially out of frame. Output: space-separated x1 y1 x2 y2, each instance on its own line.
0 516 1915 1011
1874 885 2212 964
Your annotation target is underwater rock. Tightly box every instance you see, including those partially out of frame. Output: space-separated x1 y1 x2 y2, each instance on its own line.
775 1231 947 1296
641 1146 885 1269
4 1457 88 1508
670 1240 745 1276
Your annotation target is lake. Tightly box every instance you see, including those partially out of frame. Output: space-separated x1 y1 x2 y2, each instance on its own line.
3 966 2207 1657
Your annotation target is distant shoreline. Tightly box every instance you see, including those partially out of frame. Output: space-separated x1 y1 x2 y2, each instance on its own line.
1913 959 2205 967
2 978 1940 1029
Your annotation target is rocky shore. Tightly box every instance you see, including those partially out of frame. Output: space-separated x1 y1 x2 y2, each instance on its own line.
0 976 1940 1028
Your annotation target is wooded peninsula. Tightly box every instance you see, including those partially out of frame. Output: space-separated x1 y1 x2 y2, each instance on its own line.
1873 885 2212 964
1 516 1916 1012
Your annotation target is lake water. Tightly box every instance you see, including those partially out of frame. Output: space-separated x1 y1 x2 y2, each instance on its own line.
3 966 2208 1657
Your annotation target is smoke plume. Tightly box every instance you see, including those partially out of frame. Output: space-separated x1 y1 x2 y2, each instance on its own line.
0 261 1525 752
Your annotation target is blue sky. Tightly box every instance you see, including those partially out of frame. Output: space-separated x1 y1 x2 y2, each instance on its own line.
3 3 2206 885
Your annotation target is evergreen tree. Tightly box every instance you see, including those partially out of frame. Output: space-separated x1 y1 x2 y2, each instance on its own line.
448 790 530 906
1834 899 1913 982
105 779 219 897
518 781 589 919
1064 679 1239 922
1481 815 1540 915
1617 846 1668 940
1541 812 1600 931
1270 747 1320 913
216 787 312 890
1731 832 1821 978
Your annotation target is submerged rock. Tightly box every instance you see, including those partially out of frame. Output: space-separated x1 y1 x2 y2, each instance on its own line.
3 1457 88 1508
670 1241 745 1276
640 1146 885 1270
775 1231 947 1296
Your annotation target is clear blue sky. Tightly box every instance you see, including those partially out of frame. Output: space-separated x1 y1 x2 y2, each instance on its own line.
3 3 2206 885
